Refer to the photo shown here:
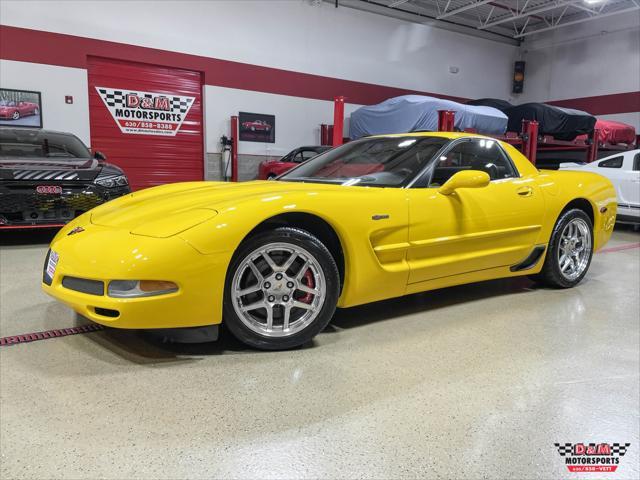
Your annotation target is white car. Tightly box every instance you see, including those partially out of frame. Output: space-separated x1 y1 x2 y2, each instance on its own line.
560 149 640 223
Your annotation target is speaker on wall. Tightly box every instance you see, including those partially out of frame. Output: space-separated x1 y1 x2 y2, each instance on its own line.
513 61 525 94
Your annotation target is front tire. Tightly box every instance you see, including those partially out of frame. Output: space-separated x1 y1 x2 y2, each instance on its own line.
531 208 594 288
12 111 20 120
223 227 340 350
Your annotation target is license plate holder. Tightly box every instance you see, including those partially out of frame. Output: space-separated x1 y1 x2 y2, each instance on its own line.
46 250 59 280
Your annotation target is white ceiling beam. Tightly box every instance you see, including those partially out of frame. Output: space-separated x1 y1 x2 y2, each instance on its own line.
389 0 410 7
479 0 580 29
515 4 640 37
437 0 494 19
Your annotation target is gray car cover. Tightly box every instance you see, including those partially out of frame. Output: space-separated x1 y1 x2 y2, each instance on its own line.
349 95 508 140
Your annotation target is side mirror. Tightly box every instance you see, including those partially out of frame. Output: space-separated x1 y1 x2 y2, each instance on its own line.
94 151 107 161
438 170 490 195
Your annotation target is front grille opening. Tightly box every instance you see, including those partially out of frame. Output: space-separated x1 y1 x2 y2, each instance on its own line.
94 307 119 318
62 276 104 296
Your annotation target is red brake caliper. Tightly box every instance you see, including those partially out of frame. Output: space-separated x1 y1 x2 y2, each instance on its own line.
299 269 315 304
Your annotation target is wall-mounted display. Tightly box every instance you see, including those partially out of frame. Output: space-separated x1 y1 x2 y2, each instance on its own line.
239 112 275 143
0 88 43 128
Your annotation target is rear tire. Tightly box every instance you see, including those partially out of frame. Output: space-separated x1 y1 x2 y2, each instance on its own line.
223 227 340 350
530 208 593 288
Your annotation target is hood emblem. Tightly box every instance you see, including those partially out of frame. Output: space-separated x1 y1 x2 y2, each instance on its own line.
67 226 85 236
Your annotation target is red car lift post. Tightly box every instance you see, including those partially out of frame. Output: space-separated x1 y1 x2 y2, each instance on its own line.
586 129 600 163
437 110 456 132
332 96 345 146
521 120 539 165
230 115 239 182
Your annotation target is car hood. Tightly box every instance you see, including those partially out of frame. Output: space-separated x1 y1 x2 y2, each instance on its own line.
0 157 102 181
89 180 342 238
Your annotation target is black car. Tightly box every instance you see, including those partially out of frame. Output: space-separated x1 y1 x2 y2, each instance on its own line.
0 128 130 228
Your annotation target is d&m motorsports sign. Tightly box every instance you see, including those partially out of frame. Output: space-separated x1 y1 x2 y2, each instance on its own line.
96 87 195 136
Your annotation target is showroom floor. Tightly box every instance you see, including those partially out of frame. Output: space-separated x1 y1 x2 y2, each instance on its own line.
1 227 638 479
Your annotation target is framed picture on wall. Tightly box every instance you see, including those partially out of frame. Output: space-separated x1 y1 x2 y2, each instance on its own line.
239 112 275 143
0 88 43 128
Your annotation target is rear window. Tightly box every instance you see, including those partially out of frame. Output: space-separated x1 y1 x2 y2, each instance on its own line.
598 156 623 168
0 129 91 159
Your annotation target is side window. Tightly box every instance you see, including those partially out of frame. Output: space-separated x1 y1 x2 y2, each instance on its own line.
633 153 639 171
292 151 306 163
429 139 517 187
598 156 623 168
301 150 318 161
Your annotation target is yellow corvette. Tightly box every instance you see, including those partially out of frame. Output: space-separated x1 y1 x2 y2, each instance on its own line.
42 132 617 350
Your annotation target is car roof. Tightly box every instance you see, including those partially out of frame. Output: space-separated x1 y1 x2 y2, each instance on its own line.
0 127 75 137
370 131 490 140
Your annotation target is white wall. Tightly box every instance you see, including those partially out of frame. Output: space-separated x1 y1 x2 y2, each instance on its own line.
0 60 91 144
0 0 517 99
0 0 518 155
520 12 640 129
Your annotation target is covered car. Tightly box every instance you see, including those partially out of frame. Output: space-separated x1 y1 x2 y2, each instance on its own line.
349 95 507 140
505 103 596 141
576 119 636 145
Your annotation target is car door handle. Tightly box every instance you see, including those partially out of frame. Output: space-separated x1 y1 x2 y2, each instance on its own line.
516 186 533 197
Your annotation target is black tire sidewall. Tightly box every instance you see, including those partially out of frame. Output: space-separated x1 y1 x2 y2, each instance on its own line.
544 208 594 288
223 227 340 350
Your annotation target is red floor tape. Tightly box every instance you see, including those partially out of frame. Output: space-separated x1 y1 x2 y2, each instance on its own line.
598 242 640 254
0 323 105 347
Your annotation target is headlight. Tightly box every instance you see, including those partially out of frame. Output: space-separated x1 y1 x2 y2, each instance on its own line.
95 175 128 188
108 280 178 298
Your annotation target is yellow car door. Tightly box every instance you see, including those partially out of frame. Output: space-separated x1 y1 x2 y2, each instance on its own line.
406 138 545 284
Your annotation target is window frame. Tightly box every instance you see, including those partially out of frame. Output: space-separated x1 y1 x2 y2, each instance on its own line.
597 156 624 169
632 153 639 172
408 137 520 189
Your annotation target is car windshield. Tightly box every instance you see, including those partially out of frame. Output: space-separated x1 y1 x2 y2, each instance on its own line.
0 129 91 159
279 136 449 187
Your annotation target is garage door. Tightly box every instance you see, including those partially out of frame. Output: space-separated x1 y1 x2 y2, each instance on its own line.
88 57 203 191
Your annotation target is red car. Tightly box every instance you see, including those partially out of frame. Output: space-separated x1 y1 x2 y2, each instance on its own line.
258 145 331 179
0 100 40 120
241 119 272 132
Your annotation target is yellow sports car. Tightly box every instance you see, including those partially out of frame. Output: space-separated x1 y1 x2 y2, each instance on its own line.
42 132 617 350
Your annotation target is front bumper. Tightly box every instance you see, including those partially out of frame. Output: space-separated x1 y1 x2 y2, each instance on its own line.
41 222 231 329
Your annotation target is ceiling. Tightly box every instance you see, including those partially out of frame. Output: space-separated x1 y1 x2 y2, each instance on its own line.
330 0 640 43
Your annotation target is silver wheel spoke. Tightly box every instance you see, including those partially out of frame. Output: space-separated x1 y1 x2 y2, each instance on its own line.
248 260 263 282
292 300 314 310
296 284 319 295
282 306 291 330
281 252 299 272
265 305 274 330
296 259 310 280
238 285 261 297
261 251 279 272
241 300 266 312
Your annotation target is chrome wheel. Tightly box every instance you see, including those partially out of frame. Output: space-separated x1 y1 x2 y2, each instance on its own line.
557 218 592 281
12 111 19 120
231 242 326 337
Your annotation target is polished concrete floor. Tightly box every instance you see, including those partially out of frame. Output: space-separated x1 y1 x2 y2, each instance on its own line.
1 227 638 479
